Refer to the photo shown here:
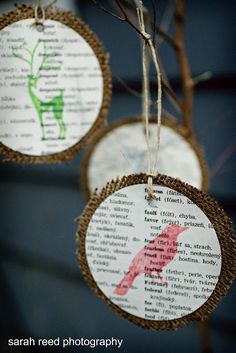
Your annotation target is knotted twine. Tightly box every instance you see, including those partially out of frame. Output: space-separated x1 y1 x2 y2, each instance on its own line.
35 0 58 28
34 0 45 28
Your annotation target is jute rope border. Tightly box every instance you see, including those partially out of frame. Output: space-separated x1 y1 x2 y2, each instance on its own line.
76 173 236 330
0 4 112 163
80 116 209 198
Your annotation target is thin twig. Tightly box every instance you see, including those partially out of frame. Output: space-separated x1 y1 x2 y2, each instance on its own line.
92 0 182 113
113 72 177 120
158 0 176 46
175 0 194 131
92 0 150 45
150 0 157 46
45 0 58 11
214 165 236 176
197 110 234 141
123 0 177 48
125 1 181 112
149 55 182 113
210 139 236 178
113 72 142 98
120 1 191 118
160 74 182 112
92 0 125 20
193 71 213 86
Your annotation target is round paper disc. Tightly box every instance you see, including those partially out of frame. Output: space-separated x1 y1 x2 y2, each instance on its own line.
0 6 111 162
77 174 236 329
81 117 208 197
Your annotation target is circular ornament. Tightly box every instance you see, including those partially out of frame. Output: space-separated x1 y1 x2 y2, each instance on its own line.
81 117 208 197
0 4 111 163
77 173 236 329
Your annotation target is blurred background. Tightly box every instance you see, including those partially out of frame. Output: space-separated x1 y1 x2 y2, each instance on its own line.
0 0 235 352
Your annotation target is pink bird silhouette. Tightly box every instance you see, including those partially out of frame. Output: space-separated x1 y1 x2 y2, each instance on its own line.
114 224 189 296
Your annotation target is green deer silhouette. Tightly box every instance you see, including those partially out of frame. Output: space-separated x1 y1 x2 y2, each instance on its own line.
12 41 66 140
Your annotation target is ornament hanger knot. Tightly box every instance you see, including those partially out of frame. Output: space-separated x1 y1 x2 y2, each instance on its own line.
141 31 151 41
34 1 45 31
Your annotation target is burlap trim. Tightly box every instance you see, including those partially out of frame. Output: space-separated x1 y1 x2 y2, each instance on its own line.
80 116 209 198
76 173 236 330
0 4 112 163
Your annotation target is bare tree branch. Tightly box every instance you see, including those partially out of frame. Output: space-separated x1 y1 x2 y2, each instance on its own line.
197 110 234 141
113 72 177 121
123 0 177 48
92 0 182 112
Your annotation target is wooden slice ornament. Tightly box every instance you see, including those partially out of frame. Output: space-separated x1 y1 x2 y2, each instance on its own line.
0 3 111 163
77 173 236 329
81 116 209 198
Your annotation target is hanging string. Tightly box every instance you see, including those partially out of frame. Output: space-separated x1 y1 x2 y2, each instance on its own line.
45 0 59 11
134 0 151 129
137 1 162 201
34 0 59 27
34 0 45 29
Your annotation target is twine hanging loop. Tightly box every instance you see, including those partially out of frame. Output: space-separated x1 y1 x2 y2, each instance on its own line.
34 0 45 31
